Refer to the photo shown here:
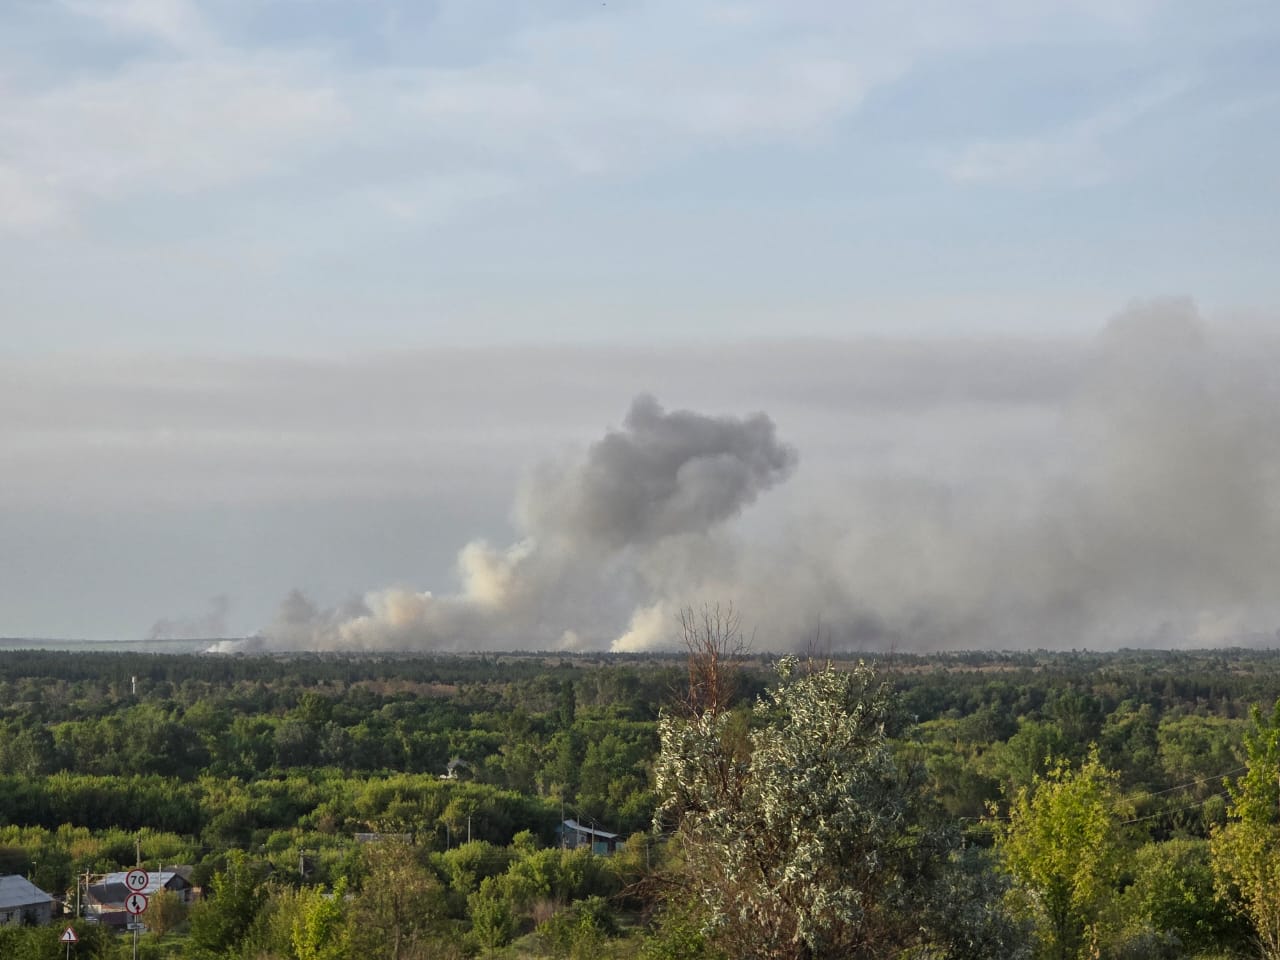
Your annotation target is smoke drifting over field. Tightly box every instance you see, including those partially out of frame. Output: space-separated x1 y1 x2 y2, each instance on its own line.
208 300 1280 654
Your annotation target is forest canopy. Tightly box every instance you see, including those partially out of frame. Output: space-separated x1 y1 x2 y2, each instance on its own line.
1 645 1279 958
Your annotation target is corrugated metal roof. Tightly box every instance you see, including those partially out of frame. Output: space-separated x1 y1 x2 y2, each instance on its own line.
0 874 53 911
96 871 187 896
560 818 620 840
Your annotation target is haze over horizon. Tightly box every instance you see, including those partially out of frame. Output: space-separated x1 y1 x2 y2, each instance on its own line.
2 2 1278 650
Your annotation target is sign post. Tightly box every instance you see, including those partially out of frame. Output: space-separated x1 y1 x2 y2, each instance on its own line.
124 869 149 894
125 891 148 960
60 925 77 960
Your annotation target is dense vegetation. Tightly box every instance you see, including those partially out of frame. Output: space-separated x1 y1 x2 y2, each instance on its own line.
3 644 1280 958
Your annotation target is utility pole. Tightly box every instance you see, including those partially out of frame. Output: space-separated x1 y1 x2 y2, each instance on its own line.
131 839 142 960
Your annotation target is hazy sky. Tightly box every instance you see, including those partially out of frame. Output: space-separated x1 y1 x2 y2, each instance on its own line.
2 1 1278 645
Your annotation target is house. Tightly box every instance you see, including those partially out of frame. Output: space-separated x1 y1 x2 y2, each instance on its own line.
0 875 54 926
85 870 193 928
556 819 622 855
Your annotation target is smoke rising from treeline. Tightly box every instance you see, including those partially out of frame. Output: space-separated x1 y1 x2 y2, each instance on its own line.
205 300 1280 652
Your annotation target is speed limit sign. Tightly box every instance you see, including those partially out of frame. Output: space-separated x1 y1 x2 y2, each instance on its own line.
125 869 149 892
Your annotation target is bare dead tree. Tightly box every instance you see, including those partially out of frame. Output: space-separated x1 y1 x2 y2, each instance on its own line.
801 616 834 676
679 602 750 719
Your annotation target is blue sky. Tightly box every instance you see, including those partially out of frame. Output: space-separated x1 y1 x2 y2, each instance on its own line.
3 0 1278 352
3 2 1280 646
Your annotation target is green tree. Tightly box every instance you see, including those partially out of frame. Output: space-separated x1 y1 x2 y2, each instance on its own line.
1120 839 1242 956
292 880 349 960
143 887 186 938
995 749 1133 960
557 680 577 729
1157 714 1243 792
539 895 615 960
348 841 447 960
469 876 516 954
1211 700 1280 959
986 720 1071 796
187 851 265 956
640 903 727 960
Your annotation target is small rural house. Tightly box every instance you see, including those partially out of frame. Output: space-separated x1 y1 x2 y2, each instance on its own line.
557 819 622 855
0 874 54 926
85 870 193 928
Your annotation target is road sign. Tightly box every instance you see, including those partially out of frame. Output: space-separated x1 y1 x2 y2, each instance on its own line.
126 922 146 931
60 927 78 943
125 892 149 915
124 869 149 893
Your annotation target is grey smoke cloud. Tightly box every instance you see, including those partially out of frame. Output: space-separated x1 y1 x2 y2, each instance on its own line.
5 300 1278 650
520 394 796 552
228 298 1280 654
148 594 231 640
219 396 796 652
716 298 1280 650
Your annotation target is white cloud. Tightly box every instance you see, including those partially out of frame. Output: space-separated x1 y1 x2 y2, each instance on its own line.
944 77 1192 187
0 54 345 208
0 163 67 229
0 0 1167 232
60 0 214 53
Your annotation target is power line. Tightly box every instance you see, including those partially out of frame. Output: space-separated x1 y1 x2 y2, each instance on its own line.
1127 766 1245 804
965 762 1247 825
1121 789 1231 826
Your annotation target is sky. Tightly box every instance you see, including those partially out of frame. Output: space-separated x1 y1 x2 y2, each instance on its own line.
2 1 1279 647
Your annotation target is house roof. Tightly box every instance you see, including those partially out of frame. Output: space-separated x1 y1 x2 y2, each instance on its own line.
88 871 189 905
0 874 52 911
560 818 619 840
100 870 188 892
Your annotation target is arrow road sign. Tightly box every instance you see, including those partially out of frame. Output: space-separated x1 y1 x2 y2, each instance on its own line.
124 869 149 893
125 892 149 915
60 927 78 943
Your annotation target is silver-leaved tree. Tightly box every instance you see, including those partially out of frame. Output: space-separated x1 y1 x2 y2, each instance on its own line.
654 645 1027 960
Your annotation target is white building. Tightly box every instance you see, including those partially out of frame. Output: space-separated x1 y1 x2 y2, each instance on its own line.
0 875 54 926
